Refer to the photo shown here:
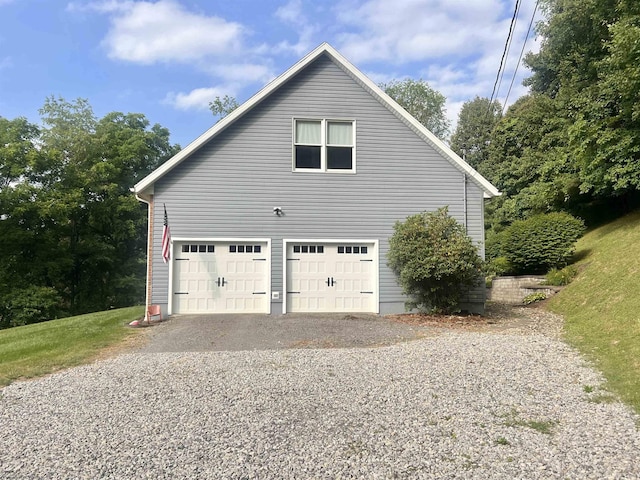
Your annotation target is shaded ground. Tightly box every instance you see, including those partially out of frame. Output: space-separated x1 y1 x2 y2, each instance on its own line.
135 302 563 353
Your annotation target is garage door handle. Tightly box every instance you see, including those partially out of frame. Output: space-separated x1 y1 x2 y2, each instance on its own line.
325 277 335 287
217 277 227 287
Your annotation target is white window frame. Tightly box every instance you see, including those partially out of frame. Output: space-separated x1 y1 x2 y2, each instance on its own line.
292 118 356 173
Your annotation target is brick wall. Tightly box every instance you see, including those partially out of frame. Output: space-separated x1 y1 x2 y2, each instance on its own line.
487 275 561 304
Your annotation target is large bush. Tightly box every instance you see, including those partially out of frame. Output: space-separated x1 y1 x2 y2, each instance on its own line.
387 207 483 313
501 212 585 274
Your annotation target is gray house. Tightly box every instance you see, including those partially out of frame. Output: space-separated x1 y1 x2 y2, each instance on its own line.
133 43 499 318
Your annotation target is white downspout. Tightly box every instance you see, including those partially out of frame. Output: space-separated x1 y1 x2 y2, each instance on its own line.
134 190 153 322
463 173 468 232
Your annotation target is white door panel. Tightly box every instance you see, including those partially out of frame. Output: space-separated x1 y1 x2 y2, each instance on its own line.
286 242 376 313
173 242 269 314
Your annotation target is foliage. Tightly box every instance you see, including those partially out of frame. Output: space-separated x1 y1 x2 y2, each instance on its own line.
482 0 640 233
209 95 239 121
486 257 512 278
387 207 483 313
523 292 547 305
381 79 450 140
482 94 580 231
549 210 640 414
450 96 502 170
501 212 585 274
484 229 507 261
2 287 62 328
0 306 143 386
485 256 512 288
544 265 578 286
0 97 179 328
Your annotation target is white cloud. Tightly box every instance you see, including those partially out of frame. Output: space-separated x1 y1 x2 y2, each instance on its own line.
336 0 509 64
164 86 231 111
69 0 271 112
89 0 245 64
275 0 303 24
273 0 319 55
362 69 396 86
333 0 543 128
206 63 274 84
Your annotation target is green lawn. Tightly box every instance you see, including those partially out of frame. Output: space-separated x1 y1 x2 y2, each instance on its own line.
0 306 144 386
549 210 640 414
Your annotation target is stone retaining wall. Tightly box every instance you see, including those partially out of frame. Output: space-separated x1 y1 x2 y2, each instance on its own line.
487 275 561 304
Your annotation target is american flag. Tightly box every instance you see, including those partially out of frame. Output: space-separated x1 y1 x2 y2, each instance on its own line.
161 204 171 264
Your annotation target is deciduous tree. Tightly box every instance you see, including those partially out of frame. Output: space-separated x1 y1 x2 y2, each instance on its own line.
0 98 179 328
450 96 502 170
381 79 450 140
209 95 239 122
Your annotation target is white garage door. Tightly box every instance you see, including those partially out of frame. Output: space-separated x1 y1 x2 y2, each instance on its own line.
172 241 269 314
286 242 376 313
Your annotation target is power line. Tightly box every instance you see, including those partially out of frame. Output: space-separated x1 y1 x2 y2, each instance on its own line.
486 0 522 117
495 0 522 107
502 0 540 115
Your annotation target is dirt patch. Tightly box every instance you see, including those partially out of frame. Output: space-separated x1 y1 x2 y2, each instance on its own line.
387 302 564 338
93 327 152 362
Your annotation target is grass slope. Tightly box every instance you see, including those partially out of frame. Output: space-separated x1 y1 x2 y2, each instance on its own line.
549 211 640 413
0 306 144 386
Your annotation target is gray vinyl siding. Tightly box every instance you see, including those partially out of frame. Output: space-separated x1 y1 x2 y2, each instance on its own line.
150 53 486 313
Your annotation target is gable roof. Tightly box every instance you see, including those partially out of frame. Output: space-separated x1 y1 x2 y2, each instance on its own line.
134 43 500 198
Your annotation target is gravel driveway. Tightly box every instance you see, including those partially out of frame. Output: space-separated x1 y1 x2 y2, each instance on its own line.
1 307 639 479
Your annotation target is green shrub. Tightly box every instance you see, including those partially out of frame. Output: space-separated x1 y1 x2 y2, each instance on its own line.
387 207 483 313
501 212 585 274
545 265 579 286
523 292 547 305
485 229 507 261
487 256 512 277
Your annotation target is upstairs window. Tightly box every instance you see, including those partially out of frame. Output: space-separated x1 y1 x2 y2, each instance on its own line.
294 119 355 172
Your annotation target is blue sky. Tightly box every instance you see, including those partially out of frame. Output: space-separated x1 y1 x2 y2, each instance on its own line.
0 0 540 148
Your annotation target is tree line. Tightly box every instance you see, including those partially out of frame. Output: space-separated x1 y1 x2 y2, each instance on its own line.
0 98 179 328
453 0 640 237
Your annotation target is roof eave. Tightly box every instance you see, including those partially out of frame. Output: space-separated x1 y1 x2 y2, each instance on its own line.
133 42 501 199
